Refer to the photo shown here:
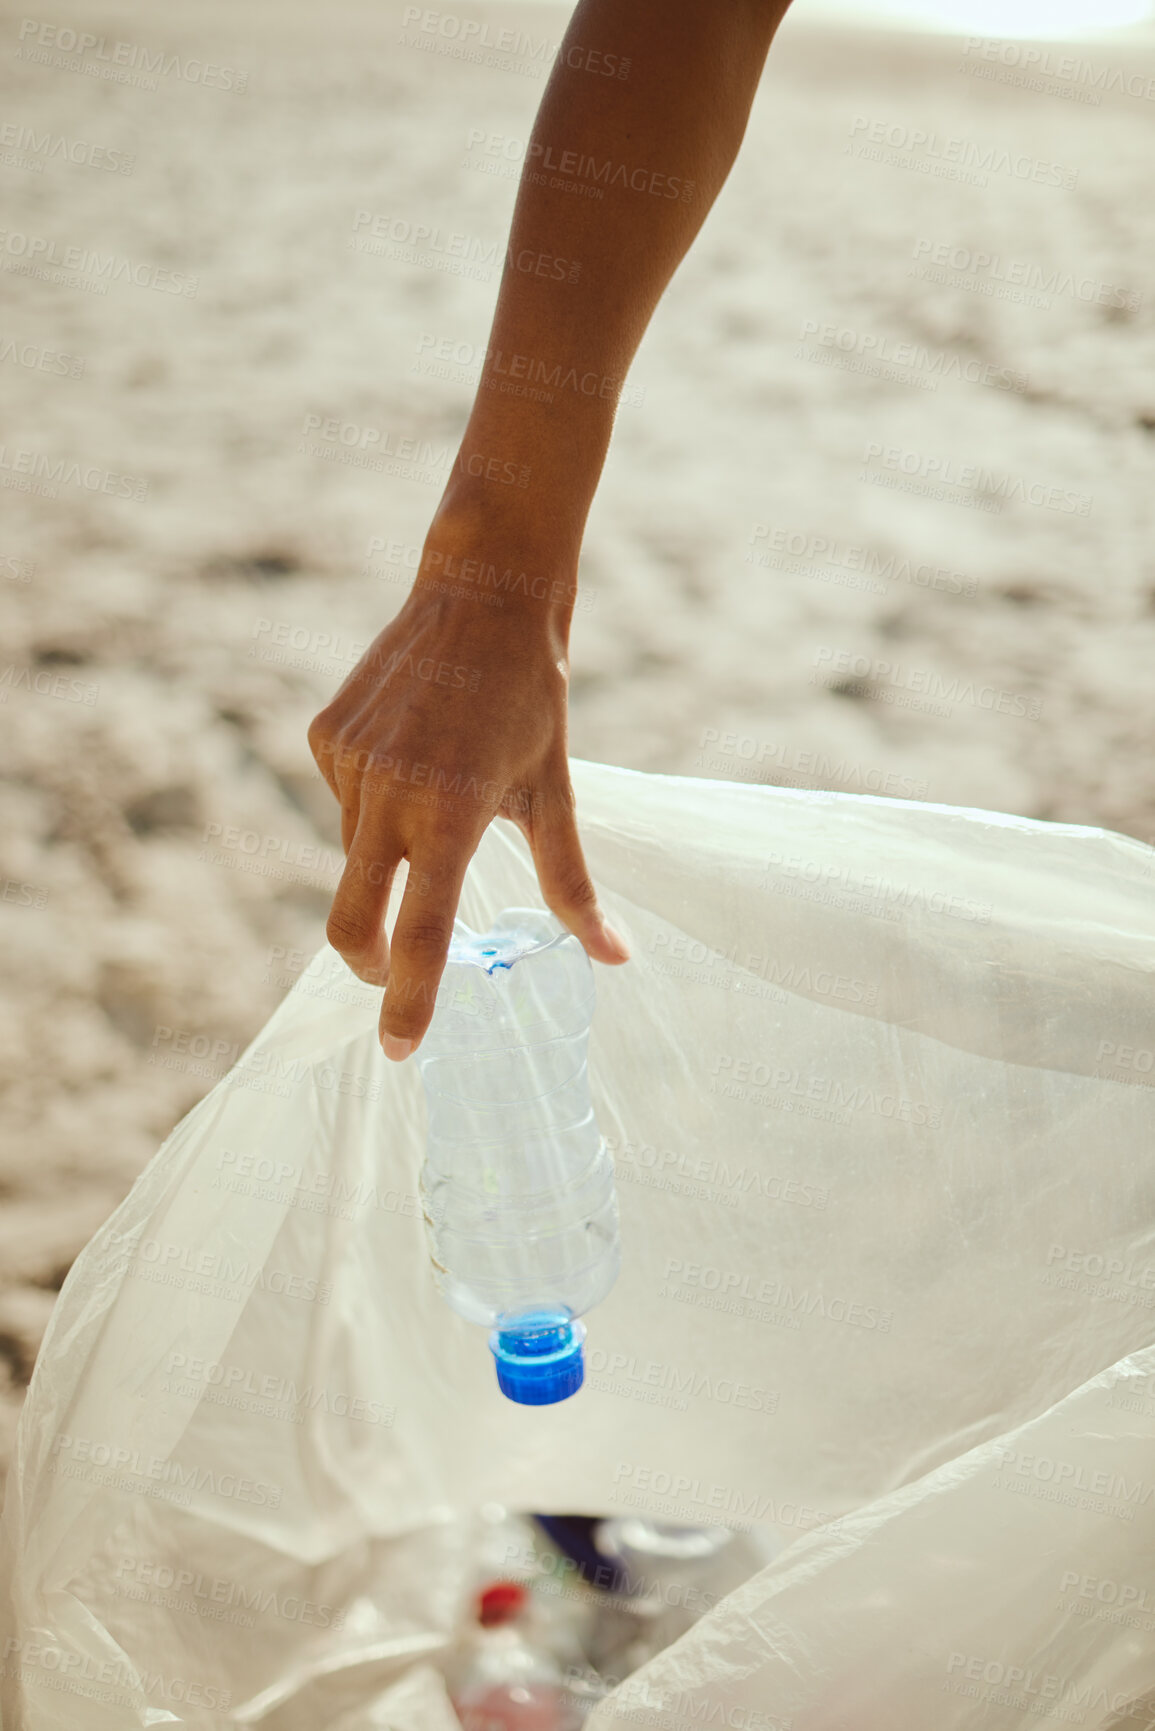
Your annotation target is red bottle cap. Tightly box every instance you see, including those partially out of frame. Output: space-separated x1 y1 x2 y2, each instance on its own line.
478 1580 528 1626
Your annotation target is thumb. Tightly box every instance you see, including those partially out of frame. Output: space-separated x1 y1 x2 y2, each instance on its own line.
527 784 630 965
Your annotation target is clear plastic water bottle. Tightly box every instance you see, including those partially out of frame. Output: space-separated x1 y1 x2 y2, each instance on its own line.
414 908 620 1406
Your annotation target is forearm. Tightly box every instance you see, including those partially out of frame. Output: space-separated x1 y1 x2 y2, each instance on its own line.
318 1 797 1031
438 0 794 564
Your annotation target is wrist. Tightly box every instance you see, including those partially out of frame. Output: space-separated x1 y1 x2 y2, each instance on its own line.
450 388 615 544
408 491 580 641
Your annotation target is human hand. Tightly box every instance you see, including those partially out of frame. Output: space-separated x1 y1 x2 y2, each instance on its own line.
308 513 629 1059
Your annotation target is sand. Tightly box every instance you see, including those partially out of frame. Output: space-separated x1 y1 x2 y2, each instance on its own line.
1 0 1154 1477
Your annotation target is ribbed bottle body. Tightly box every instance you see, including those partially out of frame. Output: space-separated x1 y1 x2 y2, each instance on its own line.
415 909 621 1330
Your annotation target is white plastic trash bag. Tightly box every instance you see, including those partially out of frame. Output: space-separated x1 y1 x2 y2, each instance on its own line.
2 758 1155 1730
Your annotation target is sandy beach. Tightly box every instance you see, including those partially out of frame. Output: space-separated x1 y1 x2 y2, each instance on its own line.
1 0 1154 1476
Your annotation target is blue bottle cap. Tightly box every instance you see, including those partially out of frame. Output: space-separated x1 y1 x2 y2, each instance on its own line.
489 1314 586 1406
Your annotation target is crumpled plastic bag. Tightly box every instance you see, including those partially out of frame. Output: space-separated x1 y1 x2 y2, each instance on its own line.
2 758 1154 1731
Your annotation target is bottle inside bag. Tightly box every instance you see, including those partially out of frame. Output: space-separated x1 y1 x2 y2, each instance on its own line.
415 909 621 1405
450 1580 568 1731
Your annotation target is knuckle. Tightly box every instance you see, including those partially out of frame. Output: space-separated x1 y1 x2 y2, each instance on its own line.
395 917 452 962
306 710 335 756
326 904 376 958
358 757 396 799
420 818 474 861
552 865 598 912
334 745 365 786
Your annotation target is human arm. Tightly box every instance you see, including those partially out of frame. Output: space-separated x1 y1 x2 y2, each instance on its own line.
308 0 796 1057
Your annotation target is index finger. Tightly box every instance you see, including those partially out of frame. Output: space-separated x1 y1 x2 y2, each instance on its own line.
379 843 475 1060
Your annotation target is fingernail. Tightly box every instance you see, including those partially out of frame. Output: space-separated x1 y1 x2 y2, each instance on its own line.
382 1034 414 1062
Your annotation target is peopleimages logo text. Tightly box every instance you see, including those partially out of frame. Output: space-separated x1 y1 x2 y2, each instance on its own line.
862 442 1092 516
960 36 1155 103
847 116 1077 188
911 239 1140 310
0 227 197 294
15 18 247 90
